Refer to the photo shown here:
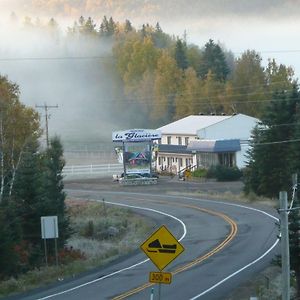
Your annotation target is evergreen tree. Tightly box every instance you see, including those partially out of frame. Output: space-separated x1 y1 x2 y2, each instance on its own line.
155 22 162 33
108 17 116 36
78 16 85 27
41 137 71 248
82 17 97 36
152 23 171 49
175 39 188 70
141 24 147 38
12 139 44 266
244 87 300 197
0 202 22 278
124 19 133 33
100 16 115 37
199 39 229 81
101 16 108 35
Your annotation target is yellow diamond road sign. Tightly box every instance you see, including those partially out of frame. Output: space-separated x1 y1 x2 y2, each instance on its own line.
140 225 184 271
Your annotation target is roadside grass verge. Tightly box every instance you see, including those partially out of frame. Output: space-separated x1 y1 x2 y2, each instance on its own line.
0 199 154 298
168 189 276 208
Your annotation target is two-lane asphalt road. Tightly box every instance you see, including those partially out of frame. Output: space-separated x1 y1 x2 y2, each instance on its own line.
12 181 279 300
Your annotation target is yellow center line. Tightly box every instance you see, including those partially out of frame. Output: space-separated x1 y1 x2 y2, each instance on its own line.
112 199 238 300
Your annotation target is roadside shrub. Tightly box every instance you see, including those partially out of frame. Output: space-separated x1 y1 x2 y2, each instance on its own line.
83 220 94 238
192 168 207 178
214 165 243 181
206 166 217 178
58 247 86 265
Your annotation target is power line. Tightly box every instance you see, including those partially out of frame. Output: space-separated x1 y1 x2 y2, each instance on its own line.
254 138 300 146
259 49 300 54
110 95 300 106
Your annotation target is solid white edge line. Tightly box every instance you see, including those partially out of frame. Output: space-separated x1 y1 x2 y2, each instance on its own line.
189 238 279 299
185 198 280 299
36 201 187 300
63 190 280 299
99 192 280 299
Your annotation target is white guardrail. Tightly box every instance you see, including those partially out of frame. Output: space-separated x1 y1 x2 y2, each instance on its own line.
63 164 123 178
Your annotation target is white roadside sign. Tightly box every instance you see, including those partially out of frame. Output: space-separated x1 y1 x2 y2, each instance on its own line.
41 216 59 239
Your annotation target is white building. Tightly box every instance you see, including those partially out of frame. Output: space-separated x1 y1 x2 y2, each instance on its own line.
156 114 259 173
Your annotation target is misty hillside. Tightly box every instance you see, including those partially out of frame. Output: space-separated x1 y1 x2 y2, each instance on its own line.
2 0 299 20
0 11 298 151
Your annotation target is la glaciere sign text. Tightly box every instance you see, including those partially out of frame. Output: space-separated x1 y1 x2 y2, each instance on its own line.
112 129 161 142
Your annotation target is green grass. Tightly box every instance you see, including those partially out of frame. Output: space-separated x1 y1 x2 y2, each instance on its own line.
0 199 154 298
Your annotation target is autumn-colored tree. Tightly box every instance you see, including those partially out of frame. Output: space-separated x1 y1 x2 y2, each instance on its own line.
265 59 295 93
153 51 182 122
174 67 199 118
0 76 40 202
186 45 203 77
228 50 266 117
196 71 227 114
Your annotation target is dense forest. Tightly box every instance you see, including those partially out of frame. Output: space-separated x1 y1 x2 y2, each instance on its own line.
7 14 297 127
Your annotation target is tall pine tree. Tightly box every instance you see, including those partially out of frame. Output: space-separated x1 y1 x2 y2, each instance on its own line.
199 39 229 81
174 39 188 70
244 88 299 197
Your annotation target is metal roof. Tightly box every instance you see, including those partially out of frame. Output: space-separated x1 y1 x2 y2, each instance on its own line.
157 115 231 135
187 139 241 153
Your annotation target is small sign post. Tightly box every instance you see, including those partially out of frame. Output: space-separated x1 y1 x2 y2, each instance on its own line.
140 225 184 299
41 216 59 267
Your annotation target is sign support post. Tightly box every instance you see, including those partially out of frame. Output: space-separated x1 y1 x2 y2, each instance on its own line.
158 283 161 300
54 217 59 266
42 217 48 267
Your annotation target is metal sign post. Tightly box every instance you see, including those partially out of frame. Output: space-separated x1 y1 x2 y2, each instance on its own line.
42 218 48 267
279 192 290 300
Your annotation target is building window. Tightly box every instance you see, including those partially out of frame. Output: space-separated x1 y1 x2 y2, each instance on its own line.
178 137 182 145
167 136 171 144
185 158 189 168
198 153 218 168
185 137 189 145
218 153 236 167
167 157 171 166
158 157 162 165
179 158 183 167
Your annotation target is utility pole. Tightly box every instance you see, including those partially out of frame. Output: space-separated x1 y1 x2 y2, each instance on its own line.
35 104 58 147
279 191 290 300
